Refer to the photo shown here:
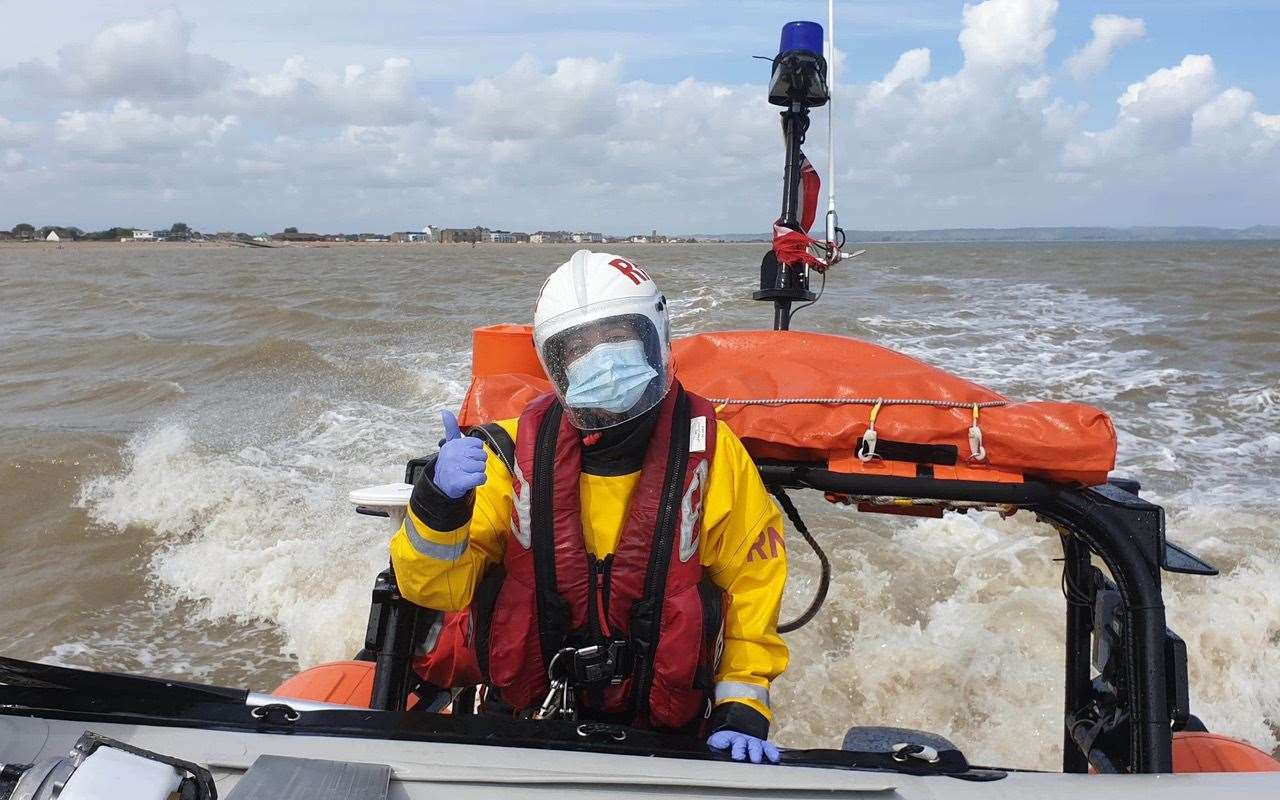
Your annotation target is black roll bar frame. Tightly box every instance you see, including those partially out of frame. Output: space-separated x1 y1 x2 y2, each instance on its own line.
754 463 1177 773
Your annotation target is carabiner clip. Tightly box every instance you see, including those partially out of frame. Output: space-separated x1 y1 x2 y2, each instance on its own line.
968 404 987 462
858 399 884 462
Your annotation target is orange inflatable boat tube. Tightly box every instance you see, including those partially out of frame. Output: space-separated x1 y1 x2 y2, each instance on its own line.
460 326 1117 486
1172 732 1280 773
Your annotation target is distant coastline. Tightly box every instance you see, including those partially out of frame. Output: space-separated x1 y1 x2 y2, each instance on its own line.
693 225 1280 243
693 226 1280 243
3 224 1277 248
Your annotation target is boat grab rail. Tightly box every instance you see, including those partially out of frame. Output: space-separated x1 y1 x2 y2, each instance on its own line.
754 462 1178 774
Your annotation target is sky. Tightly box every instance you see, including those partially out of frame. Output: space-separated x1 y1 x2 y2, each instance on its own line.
1 1 1278 234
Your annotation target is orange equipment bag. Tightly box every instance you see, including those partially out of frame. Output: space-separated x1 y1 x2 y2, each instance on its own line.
460 325 1117 486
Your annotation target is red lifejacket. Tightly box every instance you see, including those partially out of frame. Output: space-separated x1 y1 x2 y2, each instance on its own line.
476 383 723 730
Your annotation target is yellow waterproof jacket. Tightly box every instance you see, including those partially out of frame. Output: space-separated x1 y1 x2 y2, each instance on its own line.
391 416 789 735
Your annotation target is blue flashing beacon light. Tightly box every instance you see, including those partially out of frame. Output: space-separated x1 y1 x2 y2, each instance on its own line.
778 20 823 57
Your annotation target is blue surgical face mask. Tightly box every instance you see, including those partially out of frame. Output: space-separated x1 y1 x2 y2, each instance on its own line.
563 339 658 413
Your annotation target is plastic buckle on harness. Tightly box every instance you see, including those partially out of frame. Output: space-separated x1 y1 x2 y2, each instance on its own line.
572 640 633 686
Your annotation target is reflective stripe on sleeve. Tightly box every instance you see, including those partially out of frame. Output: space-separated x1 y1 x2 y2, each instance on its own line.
714 680 771 708
404 513 469 562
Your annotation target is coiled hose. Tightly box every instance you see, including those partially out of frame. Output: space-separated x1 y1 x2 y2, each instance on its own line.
770 486 831 633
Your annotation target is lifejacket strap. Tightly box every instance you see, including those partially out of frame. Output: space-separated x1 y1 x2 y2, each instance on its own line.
629 387 693 720
530 402 572 674
409 454 475 533
469 423 516 475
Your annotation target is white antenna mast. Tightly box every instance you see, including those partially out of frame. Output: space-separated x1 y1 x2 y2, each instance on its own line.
824 0 843 265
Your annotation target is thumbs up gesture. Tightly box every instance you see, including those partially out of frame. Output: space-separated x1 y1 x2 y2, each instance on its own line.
432 410 488 499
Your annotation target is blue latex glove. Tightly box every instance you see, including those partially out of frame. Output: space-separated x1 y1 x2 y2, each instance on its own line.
431 410 488 499
707 730 781 764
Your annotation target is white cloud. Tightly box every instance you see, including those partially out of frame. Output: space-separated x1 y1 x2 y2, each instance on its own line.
0 116 38 147
1066 54 1219 168
1063 52 1280 201
54 100 238 158
0 1 1277 231
1254 111 1280 137
1018 75 1052 102
958 0 1058 72
8 9 229 99
851 0 1065 183
870 48 932 100
1118 54 1218 122
1190 90 1280 161
1192 87 1255 137
1065 15 1146 82
232 55 422 125
456 55 623 139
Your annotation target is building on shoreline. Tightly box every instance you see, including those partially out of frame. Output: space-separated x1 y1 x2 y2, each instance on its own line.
621 229 668 243
391 231 433 243
484 230 531 243
272 231 327 242
530 231 570 243
571 232 604 243
438 227 485 244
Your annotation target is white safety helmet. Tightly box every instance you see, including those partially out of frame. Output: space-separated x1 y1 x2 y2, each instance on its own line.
533 249 673 430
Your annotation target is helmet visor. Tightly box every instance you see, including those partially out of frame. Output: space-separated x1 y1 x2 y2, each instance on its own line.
539 313 672 430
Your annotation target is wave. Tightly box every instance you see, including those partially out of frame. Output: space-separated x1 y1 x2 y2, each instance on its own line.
77 341 466 671
61 245 1280 769
772 503 1280 767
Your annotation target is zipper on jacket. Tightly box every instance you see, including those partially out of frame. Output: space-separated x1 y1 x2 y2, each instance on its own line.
586 555 613 640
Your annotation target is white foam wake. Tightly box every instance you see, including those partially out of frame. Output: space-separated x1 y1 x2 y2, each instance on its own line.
76 343 470 672
74 260 1280 768
770 502 1280 767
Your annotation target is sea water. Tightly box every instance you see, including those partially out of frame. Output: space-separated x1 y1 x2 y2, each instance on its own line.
0 241 1276 768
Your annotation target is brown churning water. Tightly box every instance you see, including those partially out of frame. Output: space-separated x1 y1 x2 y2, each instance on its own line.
0 241 1277 768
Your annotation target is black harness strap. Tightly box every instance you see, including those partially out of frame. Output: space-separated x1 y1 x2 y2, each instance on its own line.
629 388 692 719
469 423 516 474
530 403 570 679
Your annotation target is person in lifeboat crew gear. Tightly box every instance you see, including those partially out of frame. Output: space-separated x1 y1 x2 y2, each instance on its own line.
390 250 789 764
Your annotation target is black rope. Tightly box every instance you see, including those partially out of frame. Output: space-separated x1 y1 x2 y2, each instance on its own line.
786 226 844 325
770 486 831 633
786 268 825 324
1058 534 1092 607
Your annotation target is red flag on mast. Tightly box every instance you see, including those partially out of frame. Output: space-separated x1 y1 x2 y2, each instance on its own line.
798 151 820 232
772 151 828 271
